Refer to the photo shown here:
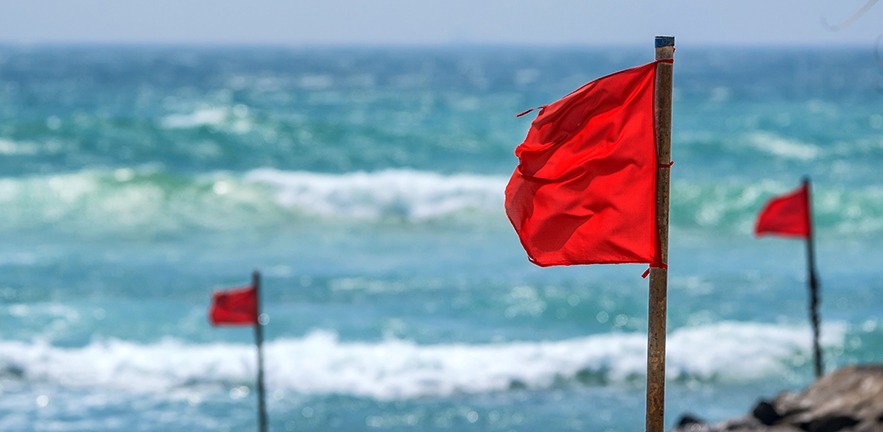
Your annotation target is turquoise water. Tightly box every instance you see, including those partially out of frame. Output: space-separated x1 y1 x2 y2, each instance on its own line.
0 45 882 431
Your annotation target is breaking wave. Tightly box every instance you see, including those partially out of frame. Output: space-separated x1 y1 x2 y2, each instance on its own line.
0 322 845 400
0 168 881 237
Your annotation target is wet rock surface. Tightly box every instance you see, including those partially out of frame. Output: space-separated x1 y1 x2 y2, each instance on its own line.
673 364 883 432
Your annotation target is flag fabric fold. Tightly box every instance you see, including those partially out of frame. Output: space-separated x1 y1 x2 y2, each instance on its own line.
209 285 257 326
505 61 663 267
755 182 810 238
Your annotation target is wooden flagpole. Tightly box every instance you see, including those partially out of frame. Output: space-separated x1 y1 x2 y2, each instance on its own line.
647 35 674 432
253 270 269 432
803 178 823 378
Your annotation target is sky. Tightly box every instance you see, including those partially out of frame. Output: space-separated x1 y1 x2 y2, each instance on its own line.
0 0 880 47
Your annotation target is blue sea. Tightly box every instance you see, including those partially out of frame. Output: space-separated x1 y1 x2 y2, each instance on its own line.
0 44 881 431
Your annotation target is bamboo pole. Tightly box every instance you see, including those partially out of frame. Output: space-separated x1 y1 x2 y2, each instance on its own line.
646 35 674 432
253 270 268 432
803 178 823 378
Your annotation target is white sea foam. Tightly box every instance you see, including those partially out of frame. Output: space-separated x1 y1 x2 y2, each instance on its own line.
0 169 508 233
160 105 253 133
746 132 821 161
245 168 507 222
161 107 227 129
0 138 39 155
0 322 845 400
2 168 882 237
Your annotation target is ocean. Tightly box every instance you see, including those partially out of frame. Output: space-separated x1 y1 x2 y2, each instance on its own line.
0 44 881 431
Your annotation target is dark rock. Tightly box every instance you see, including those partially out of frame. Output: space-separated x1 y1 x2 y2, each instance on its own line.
753 400 782 426
672 364 883 432
801 415 860 432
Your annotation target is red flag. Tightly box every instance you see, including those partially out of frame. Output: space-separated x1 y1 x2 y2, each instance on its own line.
505 61 663 267
755 182 810 238
209 285 257 326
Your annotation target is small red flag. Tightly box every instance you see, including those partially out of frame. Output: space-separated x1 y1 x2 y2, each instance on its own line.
209 285 257 326
505 61 663 267
755 182 810 238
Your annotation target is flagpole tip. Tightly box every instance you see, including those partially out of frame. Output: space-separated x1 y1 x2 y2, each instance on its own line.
655 36 675 47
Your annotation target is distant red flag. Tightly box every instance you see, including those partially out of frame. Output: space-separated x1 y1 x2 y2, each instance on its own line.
755 182 810 238
209 285 257 326
505 61 663 267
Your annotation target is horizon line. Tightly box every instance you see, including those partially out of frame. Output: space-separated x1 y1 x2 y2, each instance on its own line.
0 39 877 50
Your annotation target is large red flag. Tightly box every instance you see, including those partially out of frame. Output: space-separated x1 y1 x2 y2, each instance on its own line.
209 285 257 326
755 182 810 238
505 61 663 267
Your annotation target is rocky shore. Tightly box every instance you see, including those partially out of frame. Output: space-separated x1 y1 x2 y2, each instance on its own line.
673 364 883 432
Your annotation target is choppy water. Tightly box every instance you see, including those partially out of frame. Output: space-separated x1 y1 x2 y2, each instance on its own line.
0 44 882 431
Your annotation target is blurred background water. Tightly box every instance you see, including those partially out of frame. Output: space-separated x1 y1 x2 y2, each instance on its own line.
0 44 881 431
